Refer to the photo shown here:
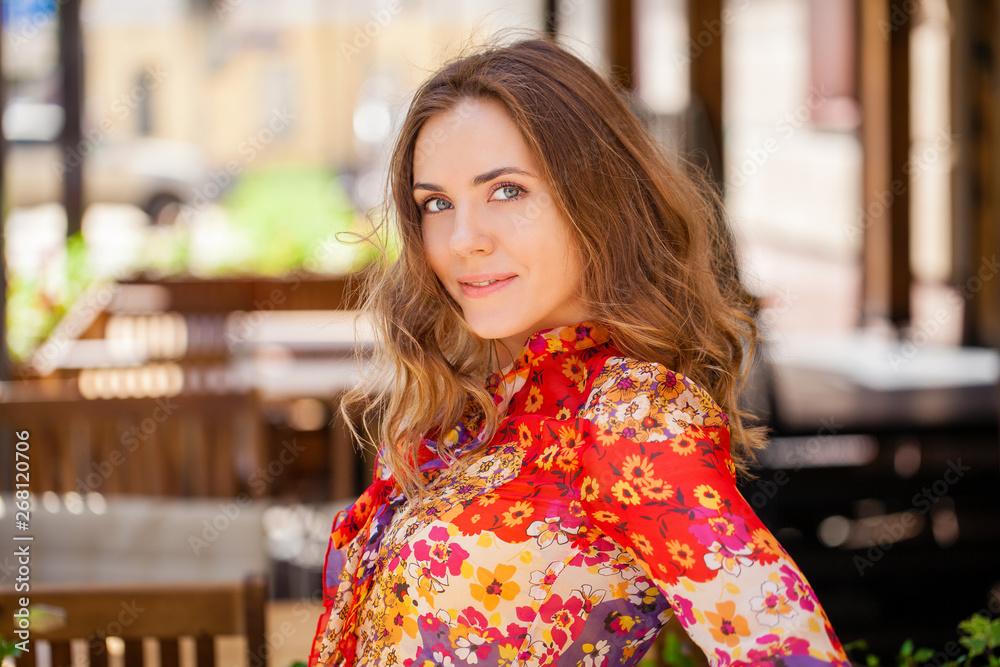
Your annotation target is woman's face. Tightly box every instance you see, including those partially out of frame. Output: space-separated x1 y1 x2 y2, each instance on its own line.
414 97 589 362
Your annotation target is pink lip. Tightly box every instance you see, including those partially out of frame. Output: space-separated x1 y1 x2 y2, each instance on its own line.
457 273 517 298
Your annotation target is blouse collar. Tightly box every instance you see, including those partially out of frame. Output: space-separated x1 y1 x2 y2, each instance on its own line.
486 321 612 415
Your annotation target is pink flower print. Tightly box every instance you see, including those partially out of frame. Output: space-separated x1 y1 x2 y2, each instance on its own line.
749 581 797 628
671 594 696 626
412 528 469 580
703 541 754 576
688 507 752 553
456 607 502 642
779 564 817 612
748 633 811 661
539 594 586 646
526 517 570 548
529 561 566 601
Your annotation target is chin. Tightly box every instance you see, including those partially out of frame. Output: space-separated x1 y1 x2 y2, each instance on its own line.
462 313 526 343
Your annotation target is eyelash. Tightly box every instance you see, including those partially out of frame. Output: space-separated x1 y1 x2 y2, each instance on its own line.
418 181 528 214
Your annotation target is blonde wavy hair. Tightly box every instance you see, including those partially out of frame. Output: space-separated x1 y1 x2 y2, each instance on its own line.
342 37 766 500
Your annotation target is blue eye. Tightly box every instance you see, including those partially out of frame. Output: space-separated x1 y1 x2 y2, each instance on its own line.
423 197 452 213
492 184 523 201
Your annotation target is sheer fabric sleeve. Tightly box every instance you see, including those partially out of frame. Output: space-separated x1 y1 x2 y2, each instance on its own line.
575 357 849 667
309 448 395 667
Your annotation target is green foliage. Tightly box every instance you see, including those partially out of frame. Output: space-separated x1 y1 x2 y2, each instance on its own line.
214 165 374 276
5 231 93 362
845 614 1000 667
0 636 22 661
5 166 375 363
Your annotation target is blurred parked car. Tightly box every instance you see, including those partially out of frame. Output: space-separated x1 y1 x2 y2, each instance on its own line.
3 100 209 223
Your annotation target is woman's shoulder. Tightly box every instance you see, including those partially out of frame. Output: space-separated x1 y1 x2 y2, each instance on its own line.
580 354 730 437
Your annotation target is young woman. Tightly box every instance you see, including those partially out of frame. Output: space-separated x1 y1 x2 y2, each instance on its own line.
310 38 849 667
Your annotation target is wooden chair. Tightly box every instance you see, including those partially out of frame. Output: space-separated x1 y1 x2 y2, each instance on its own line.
0 575 267 667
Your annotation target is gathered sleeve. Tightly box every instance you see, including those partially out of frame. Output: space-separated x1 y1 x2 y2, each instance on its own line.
574 358 849 667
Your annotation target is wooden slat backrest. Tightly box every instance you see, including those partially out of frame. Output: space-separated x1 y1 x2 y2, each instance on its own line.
0 576 267 667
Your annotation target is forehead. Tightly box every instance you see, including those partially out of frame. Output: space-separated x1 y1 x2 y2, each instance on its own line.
412 98 538 181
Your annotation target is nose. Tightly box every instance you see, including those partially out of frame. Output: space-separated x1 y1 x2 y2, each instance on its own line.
449 206 494 257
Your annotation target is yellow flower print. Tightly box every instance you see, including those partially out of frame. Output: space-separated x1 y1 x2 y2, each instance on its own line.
478 494 498 506
592 510 620 524
525 386 544 413
538 444 559 471
704 600 751 647
694 484 722 510
555 407 572 420
562 355 587 390
556 447 578 472
470 563 521 611
580 476 600 502
597 428 619 447
632 532 654 555
517 423 533 449
503 500 534 527
611 480 642 506
666 539 695 568
670 436 697 456
752 527 785 559
557 425 579 448
641 479 673 501
621 454 656 488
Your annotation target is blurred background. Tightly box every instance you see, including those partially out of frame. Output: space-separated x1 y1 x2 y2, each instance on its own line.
0 0 997 664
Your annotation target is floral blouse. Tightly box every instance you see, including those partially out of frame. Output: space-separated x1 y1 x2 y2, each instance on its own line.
310 322 849 667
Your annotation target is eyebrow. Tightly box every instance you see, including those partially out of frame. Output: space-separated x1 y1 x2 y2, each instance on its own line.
412 166 535 193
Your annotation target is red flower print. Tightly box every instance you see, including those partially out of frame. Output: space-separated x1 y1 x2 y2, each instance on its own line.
539 593 586 646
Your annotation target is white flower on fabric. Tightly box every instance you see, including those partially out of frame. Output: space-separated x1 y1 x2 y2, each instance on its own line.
526 517 570 548
703 541 754 576
749 580 797 627
529 561 566 601
431 652 455 667
614 393 650 423
455 632 487 663
582 640 611 666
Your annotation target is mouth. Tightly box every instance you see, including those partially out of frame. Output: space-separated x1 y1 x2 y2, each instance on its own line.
457 274 516 298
